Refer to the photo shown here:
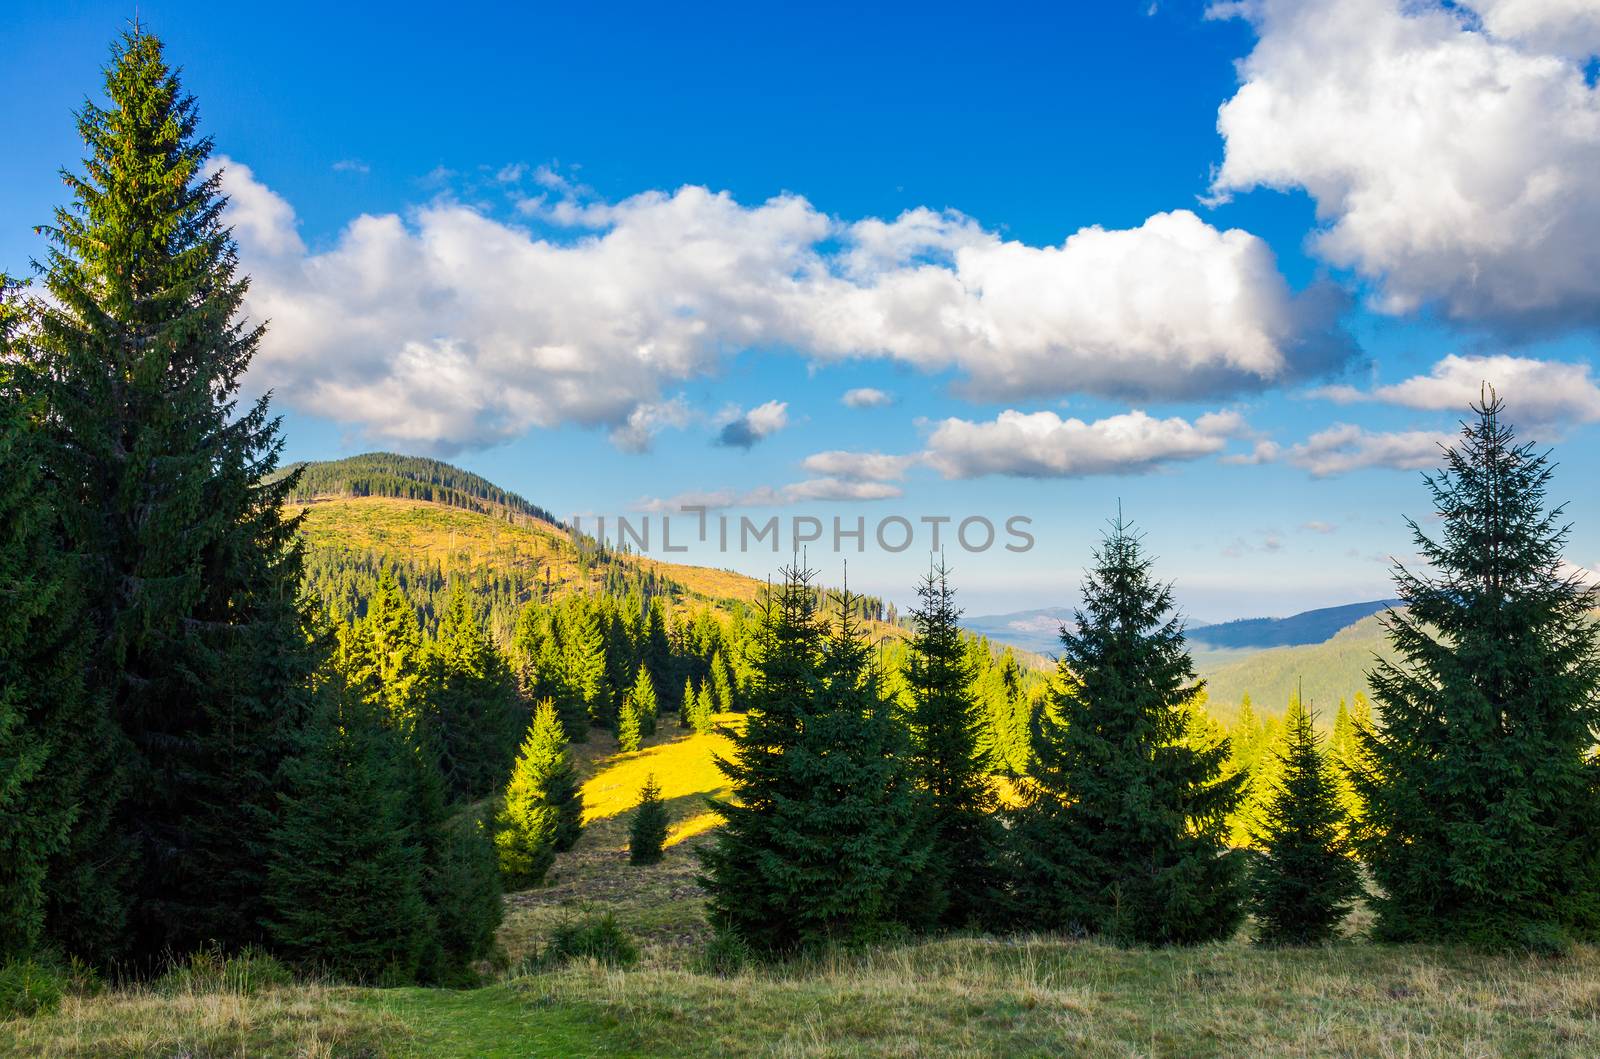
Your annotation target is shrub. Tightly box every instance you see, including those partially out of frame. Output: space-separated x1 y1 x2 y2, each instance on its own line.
537 913 639 970
0 959 64 1018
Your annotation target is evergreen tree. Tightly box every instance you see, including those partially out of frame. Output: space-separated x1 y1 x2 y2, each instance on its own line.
33 31 319 958
977 647 1032 777
423 813 504 985
618 665 658 751
688 680 715 734
0 276 122 961
425 582 521 801
1248 699 1363 945
699 566 932 953
494 701 579 888
710 650 736 714
628 775 669 866
680 676 697 728
903 558 1000 927
1007 517 1246 945
1355 391 1600 948
353 570 427 733
266 690 429 983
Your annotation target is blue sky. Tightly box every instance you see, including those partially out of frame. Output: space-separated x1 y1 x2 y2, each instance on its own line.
6 0 1600 618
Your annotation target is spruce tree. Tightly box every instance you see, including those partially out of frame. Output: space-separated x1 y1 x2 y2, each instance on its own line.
423 813 504 985
618 665 657 751
1007 517 1246 945
628 775 669 866
426 582 521 801
33 30 319 958
977 647 1032 777
699 566 932 953
689 680 716 733
1355 391 1600 948
1248 699 1363 946
680 676 697 728
0 277 122 961
903 557 1000 927
710 650 736 714
266 690 429 983
494 701 579 888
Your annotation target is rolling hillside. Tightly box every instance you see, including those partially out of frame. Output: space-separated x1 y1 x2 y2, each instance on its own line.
1198 614 1397 723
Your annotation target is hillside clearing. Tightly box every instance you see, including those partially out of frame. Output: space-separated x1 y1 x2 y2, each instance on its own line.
8 720 1599 1057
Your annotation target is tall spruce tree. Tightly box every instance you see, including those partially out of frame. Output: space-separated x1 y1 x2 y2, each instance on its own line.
426 581 521 801
1355 391 1600 948
0 277 122 960
699 566 931 953
33 30 318 958
1007 517 1245 945
903 557 1000 927
1248 699 1363 946
494 701 580 888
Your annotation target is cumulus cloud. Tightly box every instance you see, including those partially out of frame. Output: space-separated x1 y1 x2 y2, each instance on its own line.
714 400 789 449
924 409 1249 479
799 450 920 482
1317 353 1600 432
1286 424 1453 477
215 158 1354 451
1210 0 1600 331
609 396 692 453
841 387 894 408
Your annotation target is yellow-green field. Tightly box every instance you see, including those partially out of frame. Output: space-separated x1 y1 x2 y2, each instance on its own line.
8 718 1600 1057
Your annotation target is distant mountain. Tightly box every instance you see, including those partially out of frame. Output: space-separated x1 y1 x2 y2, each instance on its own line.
1187 599 1402 650
961 606 1076 656
965 599 1401 659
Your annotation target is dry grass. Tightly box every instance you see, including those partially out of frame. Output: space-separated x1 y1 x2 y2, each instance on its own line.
0 980 404 1057
13 721 1600 1057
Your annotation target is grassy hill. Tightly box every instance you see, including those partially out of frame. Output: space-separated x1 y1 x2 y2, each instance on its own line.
11 716 1599 1058
1197 614 1397 723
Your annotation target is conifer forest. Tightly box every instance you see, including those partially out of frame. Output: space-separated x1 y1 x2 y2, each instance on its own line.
4 16 1600 1058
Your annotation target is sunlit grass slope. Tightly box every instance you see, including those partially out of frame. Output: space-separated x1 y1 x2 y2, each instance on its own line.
294 495 767 604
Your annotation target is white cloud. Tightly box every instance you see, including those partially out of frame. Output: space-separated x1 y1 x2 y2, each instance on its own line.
1316 353 1600 431
1469 0 1600 59
799 450 919 482
1211 0 1600 331
1221 438 1280 465
714 399 789 449
1286 423 1453 477
841 387 894 408
609 396 692 453
331 159 370 175
215 159 1353 451
924 409 1248 479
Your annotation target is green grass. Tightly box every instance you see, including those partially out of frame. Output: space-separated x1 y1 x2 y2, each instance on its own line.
10 720 1600 1057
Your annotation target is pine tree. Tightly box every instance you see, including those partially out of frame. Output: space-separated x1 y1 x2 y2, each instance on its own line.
423 813 504 985
1355 391 1600 948
355 570 427 733
426 582 521 801
1007 516 1246 945
977 647 1032 777
699 566 932 953
1248 699 1363 945
494 701 579 888
628 775 669 866
33 31 319 958
903 558 1000 927
266 690 430 983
